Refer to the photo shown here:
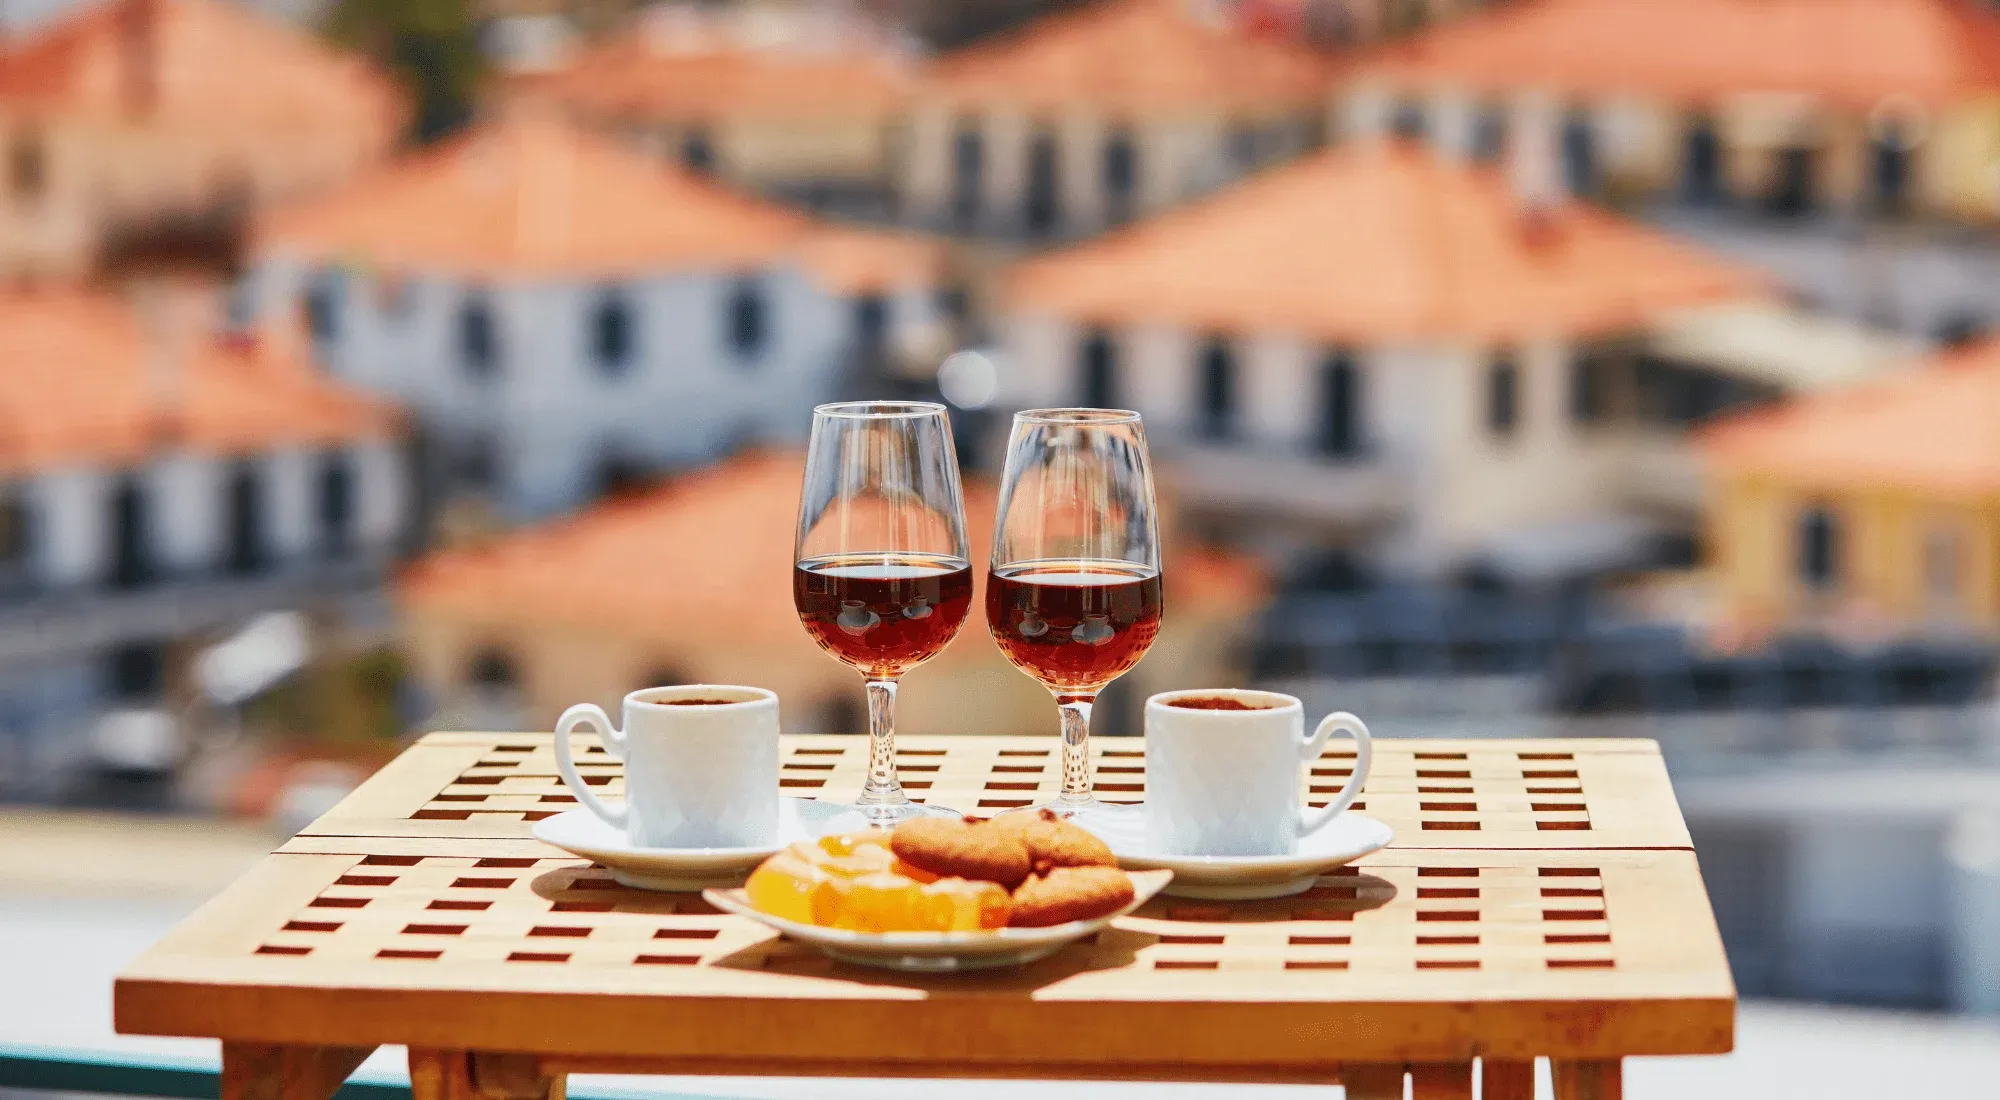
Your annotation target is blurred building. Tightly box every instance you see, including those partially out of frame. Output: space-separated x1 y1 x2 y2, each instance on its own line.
900 0 1332 240
1702 337 2000 644
999 145 1775 579
0 284 407 796
243 113 950 524
398 451 1265 737
0 0 404 280
498 4 916 217
1336 0 2000 337
1237 0 1510 45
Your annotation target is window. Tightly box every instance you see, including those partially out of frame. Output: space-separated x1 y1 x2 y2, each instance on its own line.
1317 350 1362 458
224 461 267 576
950 120 983 229
594 447 651 500
725 275 768 361
1080 328 1118 408
107 476 150 590
590 289 635 374
1561 111 1597 196
1870 125 1912 217
1767 145 1817 217
1103 128 1137 223
1924 525 1962 608
852 294 888 361
1391 99 1426 141
682 128 714 175
1683 113 1723 205
304 268 343 345
1486 354 1520 438
1024 129 1059 235
1471 105 1506 162
459 291 498 380
1197 336 1237 441
1227 124 1261 171
1798 506 1838 590
456 432 499 491
467 649 519 691
0 488 32 568
8 126 45 203
106 643 165 702
1569 346 1610 424
318 451 354 557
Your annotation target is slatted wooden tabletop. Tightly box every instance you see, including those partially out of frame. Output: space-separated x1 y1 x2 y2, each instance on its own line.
115 734 1730 1100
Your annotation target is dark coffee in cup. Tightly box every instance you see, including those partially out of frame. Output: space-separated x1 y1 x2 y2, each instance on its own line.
1165 695 1277 711
660 698 739 706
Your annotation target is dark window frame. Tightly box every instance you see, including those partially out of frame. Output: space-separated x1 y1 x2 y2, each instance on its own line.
1486 353 1521 439
725 274 769 362
1103 128 1138 222
1024 128 1059 236
1080 328 1118 409
590 287 636 375
459 291 498 381
1798 505 1840 590
950 120 983 229
8 125 46 203
1197 336 1238 442
317 450 355 558
1318 348 1364 459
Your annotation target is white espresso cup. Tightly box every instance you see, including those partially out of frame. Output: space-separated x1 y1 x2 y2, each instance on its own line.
1143 688 1372 857
552 685 780 850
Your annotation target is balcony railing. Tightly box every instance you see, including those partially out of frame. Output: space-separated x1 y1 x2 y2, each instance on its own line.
1159 442 1406 526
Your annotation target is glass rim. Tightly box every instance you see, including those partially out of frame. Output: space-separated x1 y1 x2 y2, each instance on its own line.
1013 407 1142 425
813 400 948 420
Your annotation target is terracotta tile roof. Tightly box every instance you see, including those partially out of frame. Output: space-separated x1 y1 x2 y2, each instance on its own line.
1004 144 1766 344
0 0 402 138
0 286 400 474
1700 339 2000 496
927 0 1331 113
256 113 945 287
793 225 949 296
401 452 1264 653
508 34 913 123
1349 0 2000 109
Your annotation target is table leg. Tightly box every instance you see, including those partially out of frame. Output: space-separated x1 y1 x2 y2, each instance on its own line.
1342 1063 1404 1100
1552 1059 1623 1100
1408 1062 1473 1098
1482 1059 1536 1100
221 1043 375 1100
410 1050 565 1100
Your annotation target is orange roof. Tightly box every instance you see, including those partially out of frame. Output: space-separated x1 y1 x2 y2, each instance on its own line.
509 35 912 123
0 0 402 137
1701 339 2000 497
1350 0 2000 109
401 452 1264 652
1004 144 1765 344
928 0 1330 113
793 225 949 296
0 286 399 473
256 113 945 286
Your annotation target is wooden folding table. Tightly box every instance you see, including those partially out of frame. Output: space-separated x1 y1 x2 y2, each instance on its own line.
115 733 1734 1100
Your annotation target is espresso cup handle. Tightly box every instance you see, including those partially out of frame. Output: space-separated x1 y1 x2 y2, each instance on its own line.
1299 712 1371 835
554 703 628 829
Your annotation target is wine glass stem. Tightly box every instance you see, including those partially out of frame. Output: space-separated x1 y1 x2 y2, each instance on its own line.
860 678 906 807
1056 693 1096 805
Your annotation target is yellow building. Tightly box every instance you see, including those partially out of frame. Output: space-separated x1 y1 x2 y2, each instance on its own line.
0 0 405 279
400 452 1266 738
499 10 914 210
1701 340 2000 644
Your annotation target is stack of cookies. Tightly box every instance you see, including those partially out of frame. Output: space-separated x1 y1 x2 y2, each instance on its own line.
744 810 1135 932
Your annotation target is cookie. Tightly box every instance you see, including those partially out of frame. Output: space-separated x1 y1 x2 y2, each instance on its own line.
889 817 1033 888
990 809 1117 873
1007 865 1135 927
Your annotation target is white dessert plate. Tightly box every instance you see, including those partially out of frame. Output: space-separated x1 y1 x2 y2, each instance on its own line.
704 869 1175 972
531 798 847 891
1084 811 1394 900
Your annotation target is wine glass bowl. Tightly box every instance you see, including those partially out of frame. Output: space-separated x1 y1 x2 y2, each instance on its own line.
795 401 971 823
987 409 1162 822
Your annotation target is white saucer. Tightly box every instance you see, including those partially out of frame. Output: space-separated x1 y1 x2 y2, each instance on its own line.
531 798 848 892
705 869 1174 972
1085 811 1394 900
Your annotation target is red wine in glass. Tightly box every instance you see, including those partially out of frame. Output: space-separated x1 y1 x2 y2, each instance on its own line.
795 552 974 678
987 560 1162 693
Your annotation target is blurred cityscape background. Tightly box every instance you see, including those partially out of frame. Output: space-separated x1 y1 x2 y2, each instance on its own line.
4 0 2000 1084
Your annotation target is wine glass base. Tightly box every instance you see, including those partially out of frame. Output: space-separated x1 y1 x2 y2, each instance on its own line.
821 799 962 833
1014 798 1142 832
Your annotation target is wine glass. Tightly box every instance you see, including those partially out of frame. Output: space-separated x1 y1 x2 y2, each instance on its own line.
987 408 1161 823
795 401 971 823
